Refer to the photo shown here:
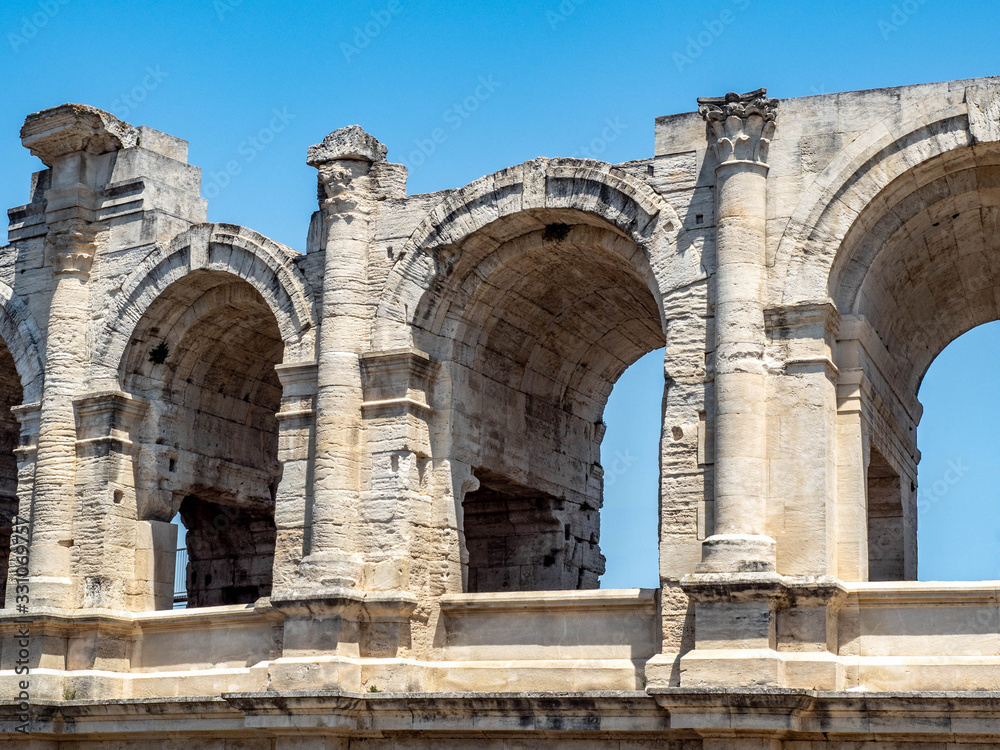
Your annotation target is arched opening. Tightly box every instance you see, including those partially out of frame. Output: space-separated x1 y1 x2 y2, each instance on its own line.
0 339 22 606
415 213 665 592
916 321 1000 581
598 347 663 589
832 143 1000 582
123 269 282 607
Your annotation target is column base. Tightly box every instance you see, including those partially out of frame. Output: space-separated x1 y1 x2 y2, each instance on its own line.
671 572 847 690
299 551 362 588
680 647 784 687
676 648 844 690
24 576 75 608
696 533 776 573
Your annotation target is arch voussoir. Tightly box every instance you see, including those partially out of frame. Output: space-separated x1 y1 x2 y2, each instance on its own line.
94 223 318 385
374 157 689 352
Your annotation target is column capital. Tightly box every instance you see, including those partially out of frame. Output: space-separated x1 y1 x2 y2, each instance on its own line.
308 125 388 211
46 220 97 276
697 88 778 167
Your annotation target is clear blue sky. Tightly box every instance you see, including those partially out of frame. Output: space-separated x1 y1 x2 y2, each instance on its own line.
3 0 999 586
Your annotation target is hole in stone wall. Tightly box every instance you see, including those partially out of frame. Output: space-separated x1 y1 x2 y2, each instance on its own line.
178 495 276 607
542 223 571 242
148 341 169 365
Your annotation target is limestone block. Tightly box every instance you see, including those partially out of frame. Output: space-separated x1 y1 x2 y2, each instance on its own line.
6 78 1000 743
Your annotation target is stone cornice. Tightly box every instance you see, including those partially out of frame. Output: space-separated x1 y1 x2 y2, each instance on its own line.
269 587 419 621
21 103 138 167
17 689 1000 739
440 588 658 614
698 88 778 166
650 688 1000 737
681 572 849 607
307 125 387 166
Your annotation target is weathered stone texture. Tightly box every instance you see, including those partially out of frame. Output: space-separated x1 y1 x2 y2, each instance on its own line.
3 77 1000 745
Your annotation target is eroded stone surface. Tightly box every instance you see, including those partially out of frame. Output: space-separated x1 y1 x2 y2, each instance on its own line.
1 78 1000 745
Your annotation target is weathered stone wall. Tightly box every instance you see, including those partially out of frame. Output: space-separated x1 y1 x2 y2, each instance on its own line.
4 79 1000 745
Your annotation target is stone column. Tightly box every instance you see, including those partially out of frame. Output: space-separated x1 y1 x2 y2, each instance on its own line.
18 104 139 607
28 223 96 607
696 89 779 573
300 127 387 587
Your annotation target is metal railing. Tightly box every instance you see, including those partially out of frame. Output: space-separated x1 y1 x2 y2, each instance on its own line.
173 547 188 609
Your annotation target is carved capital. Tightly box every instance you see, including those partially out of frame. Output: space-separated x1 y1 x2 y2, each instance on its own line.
47 221 97 276
359 348 437 418
698 88 778 167
308 125 388 209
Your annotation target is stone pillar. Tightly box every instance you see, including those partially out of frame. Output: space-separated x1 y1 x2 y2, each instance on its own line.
18 104 139 607
272 361 318 591
299 126 388 587
29 223 97 607
4 403 39 607
696 89 779 573
72 391 150 610
763 303 840 577
646 90 847 692
357 348 436 594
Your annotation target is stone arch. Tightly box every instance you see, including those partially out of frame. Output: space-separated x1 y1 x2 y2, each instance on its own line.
771 89 973 307
0 282 45 405
95 224 315 607
375 159 698 594
122 266 286 606
373 157 693 351
0 282 39 607
782 86 1000 582
95 223 316 384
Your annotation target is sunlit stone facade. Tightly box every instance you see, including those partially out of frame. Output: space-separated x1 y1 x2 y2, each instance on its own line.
2 78 1000 746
